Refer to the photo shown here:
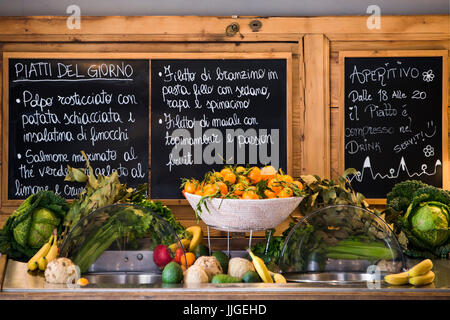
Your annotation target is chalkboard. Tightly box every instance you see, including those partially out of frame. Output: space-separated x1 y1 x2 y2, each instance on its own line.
3 55 149 201
341 51 448 199
150 56 290 199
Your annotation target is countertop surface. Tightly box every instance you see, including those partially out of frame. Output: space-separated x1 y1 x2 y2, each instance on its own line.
0 255 449 300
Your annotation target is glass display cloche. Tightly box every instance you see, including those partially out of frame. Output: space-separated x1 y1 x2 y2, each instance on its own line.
279 205 406 283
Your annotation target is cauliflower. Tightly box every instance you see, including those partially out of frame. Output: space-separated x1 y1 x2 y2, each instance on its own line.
193 256 222 281
228 257 255 278
184 265 209 284
44 258 79 284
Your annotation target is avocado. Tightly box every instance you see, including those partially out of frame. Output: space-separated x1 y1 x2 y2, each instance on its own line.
242 270 262 283
192 243 210 259
212 251 229 273
162 262 183 284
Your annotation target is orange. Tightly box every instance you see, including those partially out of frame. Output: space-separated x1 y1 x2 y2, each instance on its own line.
277 187 293 198
268 178 283 194
184 180 198 194
237 175 250 185
260 166 277 181
235 166 246 174
292 180 303 190
216 181 228 196
233 183 246 196
181 252 196 267
248 167 262 184
209 171 223 182
264 189 277 199
220 168 233 176
222 172 236 185
277 174 294 183
202 184 219 196
241 190 259 200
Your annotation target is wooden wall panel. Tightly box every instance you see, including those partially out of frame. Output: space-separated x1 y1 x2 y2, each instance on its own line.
0 15 448 245
302 34 330 177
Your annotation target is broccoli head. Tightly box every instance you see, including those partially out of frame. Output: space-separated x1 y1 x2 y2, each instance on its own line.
386 180 428 213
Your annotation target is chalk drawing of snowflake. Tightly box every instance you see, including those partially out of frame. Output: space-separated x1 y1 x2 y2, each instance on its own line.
423 145 434 157
422 70 435 82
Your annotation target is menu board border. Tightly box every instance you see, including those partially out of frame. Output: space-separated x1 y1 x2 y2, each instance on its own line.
339 50 448 204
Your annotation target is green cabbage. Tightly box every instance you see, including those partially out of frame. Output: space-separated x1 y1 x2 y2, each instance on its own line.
404 201 449 247
0 191 68 261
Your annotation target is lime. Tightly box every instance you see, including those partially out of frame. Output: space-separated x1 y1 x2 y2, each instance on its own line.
242 270 262 283
161 262 183 284
211 274 242 284
212 251 229 273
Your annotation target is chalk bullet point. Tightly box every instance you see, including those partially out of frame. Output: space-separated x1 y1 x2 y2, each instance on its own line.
17 154 21 159
159 119 163 124
16 98 20 103
158 72 162 77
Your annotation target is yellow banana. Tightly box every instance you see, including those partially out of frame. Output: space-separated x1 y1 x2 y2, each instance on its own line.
408 259 433 277
168 239 191 253
269 271 287 284
186 226 203 251
44 232 59 263
27 235 53 271
384 271 410 285
37 256 48 271
409 271 435 286
247 249 273 283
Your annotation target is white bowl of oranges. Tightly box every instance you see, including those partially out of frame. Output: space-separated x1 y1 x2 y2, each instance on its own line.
182 166 304 231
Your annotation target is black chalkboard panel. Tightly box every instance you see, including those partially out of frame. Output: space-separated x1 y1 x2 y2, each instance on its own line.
343 55 444 198
151 59 287 199
7 58 149 199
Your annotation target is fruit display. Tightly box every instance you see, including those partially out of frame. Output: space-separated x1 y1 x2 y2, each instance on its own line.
181 165 305 205
384 259 435 286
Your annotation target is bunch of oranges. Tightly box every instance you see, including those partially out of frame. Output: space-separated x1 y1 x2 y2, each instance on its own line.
181 165 304 200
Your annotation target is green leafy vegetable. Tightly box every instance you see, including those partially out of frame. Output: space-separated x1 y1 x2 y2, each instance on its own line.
386 181 450 258
0 191 69 261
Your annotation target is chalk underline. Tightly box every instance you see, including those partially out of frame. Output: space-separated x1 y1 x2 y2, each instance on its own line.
12 78 134 82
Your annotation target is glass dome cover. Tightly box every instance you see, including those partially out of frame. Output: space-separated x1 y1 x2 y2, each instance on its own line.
279 205 406 282
60 203 186 273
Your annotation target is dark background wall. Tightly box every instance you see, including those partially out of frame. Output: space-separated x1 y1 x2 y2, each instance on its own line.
0 0 448 16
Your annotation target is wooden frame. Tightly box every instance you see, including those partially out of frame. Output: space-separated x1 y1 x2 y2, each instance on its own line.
339 50 449 204
1 51 292 206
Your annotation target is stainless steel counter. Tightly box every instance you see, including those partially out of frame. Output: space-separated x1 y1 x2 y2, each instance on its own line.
2 258 449 296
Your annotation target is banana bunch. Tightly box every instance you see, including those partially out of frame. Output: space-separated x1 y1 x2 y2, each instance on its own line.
384 259 435 286
27 229 59 271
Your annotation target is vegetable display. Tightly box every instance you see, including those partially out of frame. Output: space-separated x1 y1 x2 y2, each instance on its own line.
386 180 450 258
0 191 69 261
